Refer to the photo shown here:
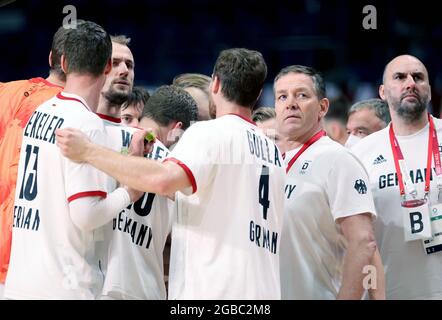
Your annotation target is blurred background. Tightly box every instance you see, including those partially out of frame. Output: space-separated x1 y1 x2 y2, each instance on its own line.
1 0 442 115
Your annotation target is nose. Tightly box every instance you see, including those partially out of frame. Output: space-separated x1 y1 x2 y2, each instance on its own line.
285 95 298 110
118 62 129 76
404 74 416 90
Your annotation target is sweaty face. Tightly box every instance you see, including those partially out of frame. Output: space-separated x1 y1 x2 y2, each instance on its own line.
102 42 135 105
346 108 387 138
274 72 323 139
121 103 143 128
381 56 431 122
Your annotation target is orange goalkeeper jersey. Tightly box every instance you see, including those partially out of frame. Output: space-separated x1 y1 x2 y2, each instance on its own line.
0 77 63 283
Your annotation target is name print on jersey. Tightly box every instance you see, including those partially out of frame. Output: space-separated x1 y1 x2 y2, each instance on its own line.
379 167 437 189
13 111 64 232
113 208 154 250
285 184 296 199
23 110 65 144
246 129 282 168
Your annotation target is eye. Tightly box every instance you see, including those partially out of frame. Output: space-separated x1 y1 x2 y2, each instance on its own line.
413 74 423 81
126 61 134 70
277 94 287 101
296 92 307 99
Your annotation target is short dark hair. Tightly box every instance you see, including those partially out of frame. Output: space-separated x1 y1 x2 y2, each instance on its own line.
349 98 391 124
173 73 211 95
252 107 276 122
49 20 85 81
274 65 326 99
142 85 198 130
122 86 150 111
63 20 112 77
212 48 267 108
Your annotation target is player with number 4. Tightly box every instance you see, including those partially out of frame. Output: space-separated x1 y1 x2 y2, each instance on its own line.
56 48 286 300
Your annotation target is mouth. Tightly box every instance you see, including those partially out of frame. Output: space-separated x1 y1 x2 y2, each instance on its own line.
114 79 130 86
285 115 301 121
402 93 419 100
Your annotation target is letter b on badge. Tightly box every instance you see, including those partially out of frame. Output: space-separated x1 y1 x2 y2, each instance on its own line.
410 212 423 234
402 201 432 241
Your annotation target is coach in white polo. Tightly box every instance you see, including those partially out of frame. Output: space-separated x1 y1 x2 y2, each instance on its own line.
275 65 385 300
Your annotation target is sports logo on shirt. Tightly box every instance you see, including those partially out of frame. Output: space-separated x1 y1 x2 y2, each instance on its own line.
372 154 387 165
299 160 312 175
354 179 368 194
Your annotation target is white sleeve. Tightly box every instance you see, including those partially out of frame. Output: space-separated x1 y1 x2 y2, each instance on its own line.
326 150 377 220
166 123 217 195
69 187 131 231
64 125 109 200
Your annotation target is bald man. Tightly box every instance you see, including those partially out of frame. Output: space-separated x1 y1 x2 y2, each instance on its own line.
353 55 442 299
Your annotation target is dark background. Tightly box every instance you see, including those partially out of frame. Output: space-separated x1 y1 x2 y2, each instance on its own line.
1 0 441 113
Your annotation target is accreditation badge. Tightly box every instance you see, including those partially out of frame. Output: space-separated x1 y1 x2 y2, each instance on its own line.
423 203 442 254
402 198 432 241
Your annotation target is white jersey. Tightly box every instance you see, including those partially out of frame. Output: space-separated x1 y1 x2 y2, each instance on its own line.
352 118 442 299
280 136 377 300
102 138 174 299
166 114 285 300
93 118 137 289
5 92 109 299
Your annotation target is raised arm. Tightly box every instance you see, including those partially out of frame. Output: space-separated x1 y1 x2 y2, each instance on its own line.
56 127 191 196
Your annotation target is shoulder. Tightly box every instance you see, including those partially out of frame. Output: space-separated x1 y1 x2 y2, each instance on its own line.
434 117 442 131
312 137 367 172
352 126 389 156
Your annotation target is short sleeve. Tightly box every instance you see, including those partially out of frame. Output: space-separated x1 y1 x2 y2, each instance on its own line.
326 150 377 220
65 119 109 202
165 123 217 195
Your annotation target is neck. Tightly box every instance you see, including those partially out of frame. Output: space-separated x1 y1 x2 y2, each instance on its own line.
391 111 428 136
45 73 65 87
96 95 122 118
215 100 252 120
63 74 103 113
284 123 322 151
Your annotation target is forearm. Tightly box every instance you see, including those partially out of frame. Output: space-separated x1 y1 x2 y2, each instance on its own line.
69 187 131 231
368 248 386 300
85 143 168 194
337 240 375 300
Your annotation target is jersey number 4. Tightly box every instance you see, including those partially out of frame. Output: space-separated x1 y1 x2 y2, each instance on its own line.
259 165 270 220
19 144 39 201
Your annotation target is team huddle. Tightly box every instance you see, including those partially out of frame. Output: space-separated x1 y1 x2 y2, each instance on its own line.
0 19 441 300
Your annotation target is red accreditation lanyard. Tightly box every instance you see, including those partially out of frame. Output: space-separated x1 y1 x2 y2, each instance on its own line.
389 114 442 199
286 130 326 174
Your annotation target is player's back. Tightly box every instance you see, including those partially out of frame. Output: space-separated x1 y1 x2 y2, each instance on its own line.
5 92 107 300
0 77 62 283
168 114 285 299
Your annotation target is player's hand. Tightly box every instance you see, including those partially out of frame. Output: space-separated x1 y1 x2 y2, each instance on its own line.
56 128 91 162
124 186 144 203
129 128 155 156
